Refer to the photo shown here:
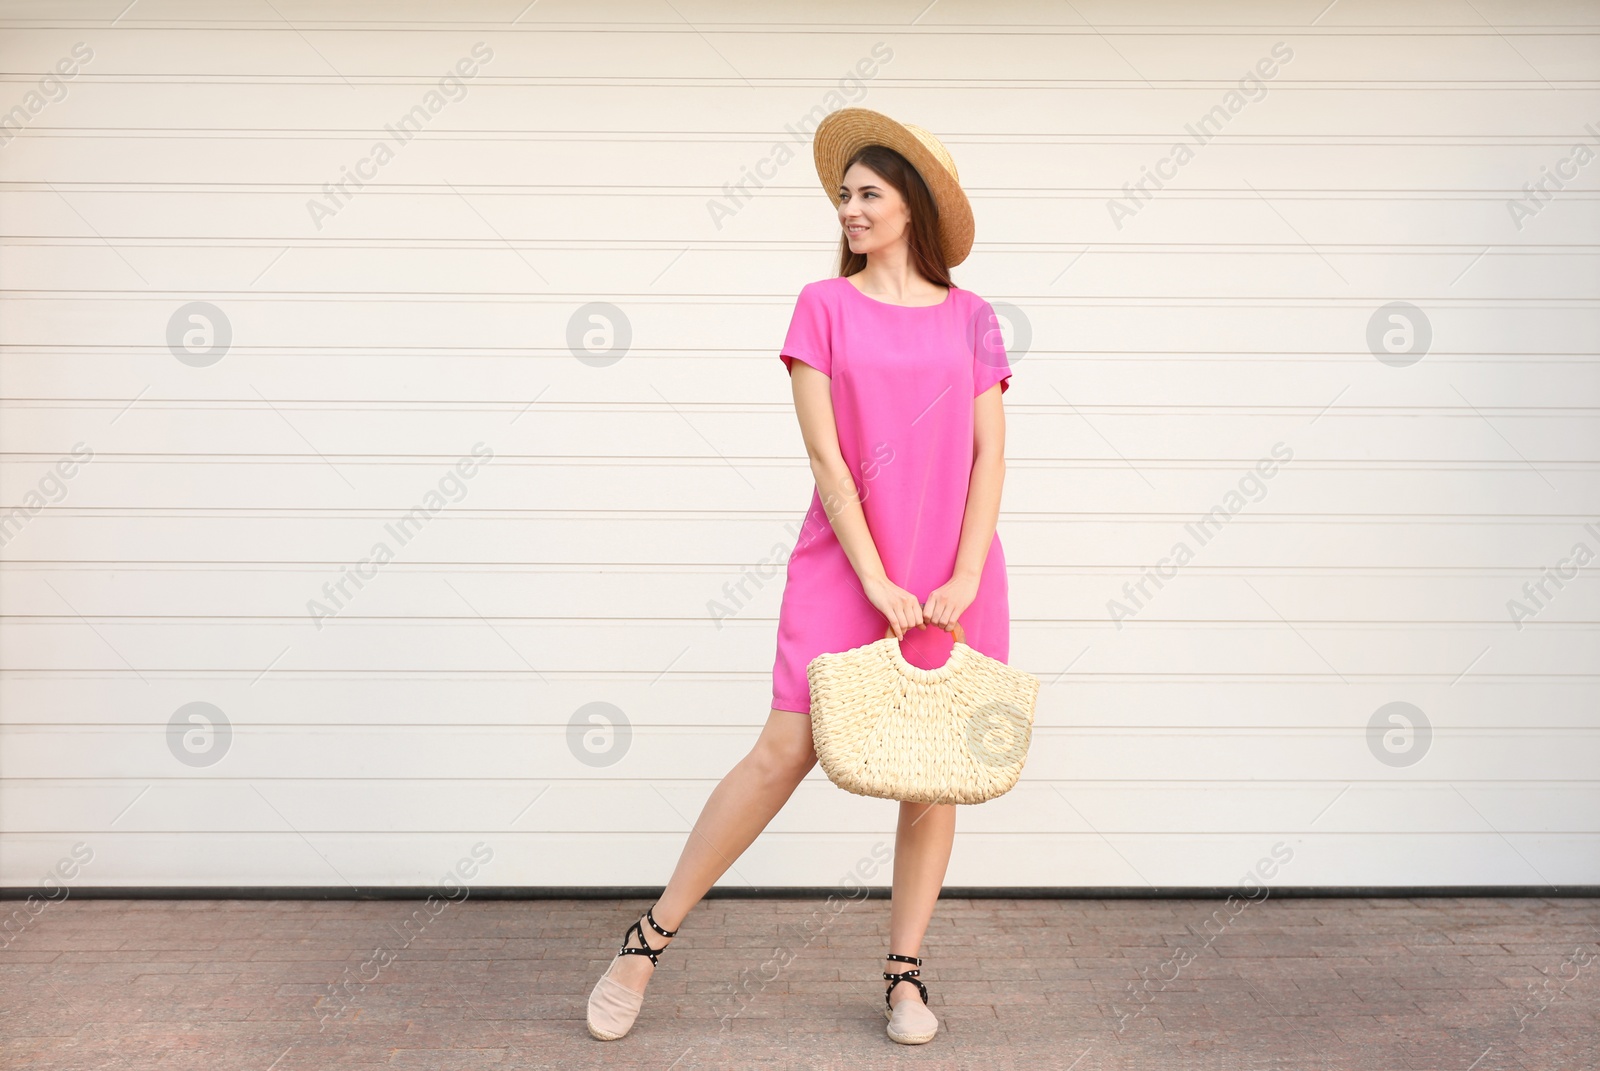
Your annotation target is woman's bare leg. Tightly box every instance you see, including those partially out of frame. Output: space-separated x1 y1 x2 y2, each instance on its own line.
605 708 818 993
883 801 956 1006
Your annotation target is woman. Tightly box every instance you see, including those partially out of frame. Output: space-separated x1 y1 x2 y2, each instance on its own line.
587 108 1012 1046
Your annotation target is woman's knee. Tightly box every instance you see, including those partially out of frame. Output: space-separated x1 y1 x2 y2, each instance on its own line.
752 711 817 780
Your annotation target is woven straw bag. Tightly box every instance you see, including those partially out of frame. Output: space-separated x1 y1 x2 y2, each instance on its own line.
807 620 1040 805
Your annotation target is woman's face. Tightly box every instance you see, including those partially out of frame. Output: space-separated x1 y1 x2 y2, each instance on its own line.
837 161 909 256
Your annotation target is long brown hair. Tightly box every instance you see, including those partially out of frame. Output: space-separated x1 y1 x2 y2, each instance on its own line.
834 145 953 288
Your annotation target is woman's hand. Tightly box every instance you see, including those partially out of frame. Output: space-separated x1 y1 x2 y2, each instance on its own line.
923 573 979 631
863 574 925 639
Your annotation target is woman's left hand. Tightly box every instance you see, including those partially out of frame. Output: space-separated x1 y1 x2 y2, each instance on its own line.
923 574 979 631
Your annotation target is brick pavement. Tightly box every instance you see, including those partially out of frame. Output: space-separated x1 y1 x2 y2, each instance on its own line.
1 895 1596 1070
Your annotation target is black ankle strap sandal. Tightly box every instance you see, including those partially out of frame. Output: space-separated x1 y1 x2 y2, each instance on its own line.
882 952 929 1009
616 906 679 967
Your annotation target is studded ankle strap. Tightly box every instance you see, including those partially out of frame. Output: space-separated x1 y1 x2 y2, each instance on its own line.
615 906 678 967
882 952 929 1006
644 906 678 938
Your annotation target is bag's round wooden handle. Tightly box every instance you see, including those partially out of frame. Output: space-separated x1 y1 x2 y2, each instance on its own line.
885 618 965 645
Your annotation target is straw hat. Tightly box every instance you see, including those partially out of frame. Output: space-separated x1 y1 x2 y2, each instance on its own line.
812 107 975 268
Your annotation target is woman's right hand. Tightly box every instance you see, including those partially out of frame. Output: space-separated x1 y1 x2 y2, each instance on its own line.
862 574 925 639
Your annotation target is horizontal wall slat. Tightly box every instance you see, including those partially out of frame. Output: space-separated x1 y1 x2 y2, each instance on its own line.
2 568 1596 622
3 782 1597 835
5 678 1595 728
0 832 1591 889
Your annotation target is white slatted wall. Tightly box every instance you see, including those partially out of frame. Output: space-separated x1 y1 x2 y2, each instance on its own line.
1 3 1597 891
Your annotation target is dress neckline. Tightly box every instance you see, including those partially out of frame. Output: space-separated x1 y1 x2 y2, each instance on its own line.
840 275 954 309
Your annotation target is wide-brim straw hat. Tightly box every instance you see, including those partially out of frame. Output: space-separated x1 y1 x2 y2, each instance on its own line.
812 107 975 268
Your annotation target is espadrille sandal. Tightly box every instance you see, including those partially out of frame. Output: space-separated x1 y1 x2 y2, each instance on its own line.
883 952 939 1044
586 906 678 1041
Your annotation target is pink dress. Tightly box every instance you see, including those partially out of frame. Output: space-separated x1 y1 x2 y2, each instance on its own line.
771 274 1013 715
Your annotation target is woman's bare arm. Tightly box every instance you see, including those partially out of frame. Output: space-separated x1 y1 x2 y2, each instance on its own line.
788 361 925 637
924 382 1006 629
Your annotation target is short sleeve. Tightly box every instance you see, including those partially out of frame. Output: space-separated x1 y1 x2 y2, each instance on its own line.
973 299 1012 396
779 282 832 378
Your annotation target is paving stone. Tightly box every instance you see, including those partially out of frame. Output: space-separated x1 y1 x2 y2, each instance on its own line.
0 896 1595 1068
